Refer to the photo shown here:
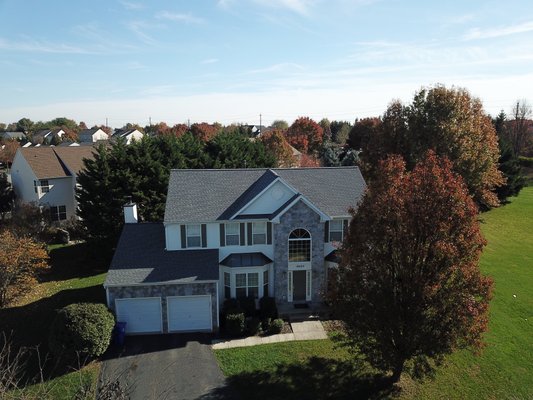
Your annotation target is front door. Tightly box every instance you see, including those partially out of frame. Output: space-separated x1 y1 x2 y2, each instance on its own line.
293 270 306 301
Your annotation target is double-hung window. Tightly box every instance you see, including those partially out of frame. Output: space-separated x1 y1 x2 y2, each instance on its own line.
186 224 201 247
225 222 240 246
34 179 50 194
263 270 269 297
329 220 344 242
252 222 266 245
235 272 259 298
224 272 231 299
50 205 67 221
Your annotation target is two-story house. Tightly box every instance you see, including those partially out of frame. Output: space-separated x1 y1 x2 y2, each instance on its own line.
104 167 366 334
10 146 96 221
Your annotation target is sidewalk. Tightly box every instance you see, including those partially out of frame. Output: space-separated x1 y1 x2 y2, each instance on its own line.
212 320 327 350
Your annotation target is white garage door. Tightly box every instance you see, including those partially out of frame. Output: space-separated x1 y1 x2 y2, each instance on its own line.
167 296 212 332
115 297 162 334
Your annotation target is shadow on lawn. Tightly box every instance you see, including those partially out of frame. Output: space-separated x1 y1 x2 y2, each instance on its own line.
44 242 110 282
200 357 398 400
0 284 106 382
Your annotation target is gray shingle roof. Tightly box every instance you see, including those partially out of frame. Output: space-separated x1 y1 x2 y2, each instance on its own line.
105 223 219 287
220 252 273 268
164 167 366 223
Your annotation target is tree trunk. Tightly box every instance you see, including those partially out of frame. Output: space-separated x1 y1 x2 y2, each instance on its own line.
390 359 405 383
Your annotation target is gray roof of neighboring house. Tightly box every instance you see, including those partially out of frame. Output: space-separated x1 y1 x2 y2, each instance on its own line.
112 128 142 138
105 223 219 286
164 167 366 223
1 131 26 140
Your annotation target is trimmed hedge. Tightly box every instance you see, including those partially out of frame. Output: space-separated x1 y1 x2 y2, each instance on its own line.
269 318 284 334
48 303 114 362
259 296 278 320
226 313 245 337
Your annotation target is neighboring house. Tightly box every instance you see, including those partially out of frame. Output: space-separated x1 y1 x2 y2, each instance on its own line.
32 128 65 144
111 128 143 144
104 167 366 335
79 128 109 143
11 146 96 221
0 131 26 141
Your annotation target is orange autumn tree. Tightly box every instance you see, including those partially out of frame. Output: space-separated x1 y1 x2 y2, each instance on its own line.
364 85 505 209
0 230 49 307
285 117 324 154
259 129 296 167
329 151 493 383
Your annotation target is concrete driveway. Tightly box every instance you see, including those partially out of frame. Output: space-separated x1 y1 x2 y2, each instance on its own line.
99 333 227 400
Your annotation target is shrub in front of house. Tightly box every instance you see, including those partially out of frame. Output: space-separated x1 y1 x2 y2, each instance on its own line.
226 313 245 337
239 296 257 317
259 296 278 320
245 317 262 335
48 303 115 363
269 318 284 334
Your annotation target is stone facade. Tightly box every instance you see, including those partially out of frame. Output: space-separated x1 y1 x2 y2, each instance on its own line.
107 282 218 333
273 200 326 304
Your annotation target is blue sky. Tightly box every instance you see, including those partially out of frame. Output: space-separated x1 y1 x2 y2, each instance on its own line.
1 0 532 128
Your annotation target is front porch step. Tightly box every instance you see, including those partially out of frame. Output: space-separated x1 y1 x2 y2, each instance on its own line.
277 303 328 322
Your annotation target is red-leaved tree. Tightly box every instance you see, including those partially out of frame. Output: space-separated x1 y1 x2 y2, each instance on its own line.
285 117 323 154
329 151 493 383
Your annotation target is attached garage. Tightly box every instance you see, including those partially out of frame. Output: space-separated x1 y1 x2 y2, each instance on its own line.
167 295 212 332
115 297 163 334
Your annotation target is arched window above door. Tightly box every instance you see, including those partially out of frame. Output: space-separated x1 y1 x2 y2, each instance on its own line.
288 228 311 262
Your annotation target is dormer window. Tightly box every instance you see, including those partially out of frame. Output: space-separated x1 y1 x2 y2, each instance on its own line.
186 224 201 248
252 222 266 245
34 179 49 194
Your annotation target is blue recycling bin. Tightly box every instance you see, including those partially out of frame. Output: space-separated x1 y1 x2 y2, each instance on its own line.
115 321 127 346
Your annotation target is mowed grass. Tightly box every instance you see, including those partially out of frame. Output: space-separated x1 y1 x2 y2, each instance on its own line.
215 187 533 400
402 186 533 400
1 242 108 398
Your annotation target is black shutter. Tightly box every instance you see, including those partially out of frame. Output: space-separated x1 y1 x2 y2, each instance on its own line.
267 222 272 245
240 223 246 246
247 222 253 245
343 219 348 238
180 225 186 248
324 220 330 243
220 224 225 247
201 224 207 248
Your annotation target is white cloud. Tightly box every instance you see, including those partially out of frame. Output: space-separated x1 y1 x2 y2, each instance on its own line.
246 62 305 74
201 58 219 64
464 20 533 40
126 20 158 45
155 11 205 24
253 0 316 16
0 36 97 54
119 1 145 10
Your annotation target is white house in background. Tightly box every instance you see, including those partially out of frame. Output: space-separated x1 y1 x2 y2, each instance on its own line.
31 128 65 144
104 167 366 335
111 128 143 144
11 146 96 221
79 128 109 143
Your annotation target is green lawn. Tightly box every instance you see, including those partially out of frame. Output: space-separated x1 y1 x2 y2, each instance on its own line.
0 242 108 399
214 187 533 400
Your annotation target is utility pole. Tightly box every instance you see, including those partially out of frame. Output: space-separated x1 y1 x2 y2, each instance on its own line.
149 116 152 126
105 117 108 129
188 118 190 128
260 113 262 129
